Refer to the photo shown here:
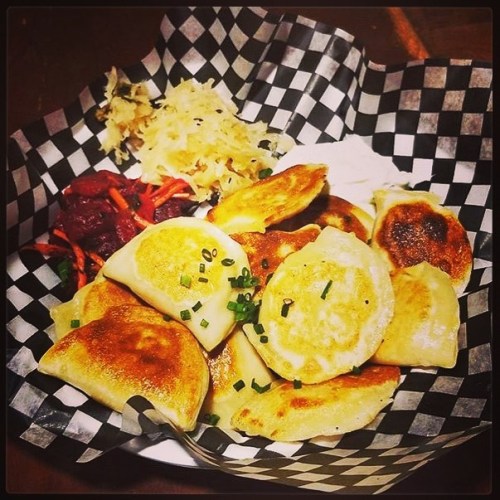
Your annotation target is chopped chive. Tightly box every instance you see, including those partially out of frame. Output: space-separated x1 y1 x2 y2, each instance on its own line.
253 323 265 334
261 258 269 269
204 413 220 425
221 258 235 266
180 274 192 288
199 263 206 273
200 319 209 328
180 309 191 321
233 379 245 392
198 276 209 283
259 335 268 343
258 167 273 179
352 365 362 375
321 279 333 300
281 298 294 317
293 379 302 389
251 378 271 394
201 248 213 262
192 301 202 312
70 319 80 328
163 314 172 322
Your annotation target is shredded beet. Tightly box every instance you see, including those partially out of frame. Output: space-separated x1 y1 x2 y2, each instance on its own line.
37 169 197 291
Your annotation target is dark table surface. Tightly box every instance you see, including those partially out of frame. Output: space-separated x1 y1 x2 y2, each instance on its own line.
6 6 493 495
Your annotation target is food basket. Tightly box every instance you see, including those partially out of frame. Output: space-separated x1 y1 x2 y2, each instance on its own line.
6 6 491 494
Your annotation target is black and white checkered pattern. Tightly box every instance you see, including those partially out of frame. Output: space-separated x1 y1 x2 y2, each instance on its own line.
6 6 491 493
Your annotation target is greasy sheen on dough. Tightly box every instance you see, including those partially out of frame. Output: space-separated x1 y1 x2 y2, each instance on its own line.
38 305 209 431
102 217 251 352
50 274 144 340
231 364 400 441
243 226 394 384
371 262 460 368
371 188 473 295
206 164 328 234
201 327 276 429
272 194 374 243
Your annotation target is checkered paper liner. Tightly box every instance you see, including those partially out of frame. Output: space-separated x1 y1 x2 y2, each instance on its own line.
6 6 492 494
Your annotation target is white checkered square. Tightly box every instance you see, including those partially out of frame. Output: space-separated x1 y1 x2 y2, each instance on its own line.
469 67 492 88
270 108 292 130
64 410 103 444
184 47 206 74
36 141 64 168
452 161 476 183
358 91 380 114
467 288 489 318
374 112 397 133
429 376 463 395
7 345 38 376
461 113 484 136
409 413 445 436
10 382 48 419
399 89 421 110
436 136 457 159
465 184 489 206
424 66 447 88
7 284 33 310
7 315 37 345
71 122 94 145
77 447 105 463
451 397 486 418
180 16 205 43
417 112 439 134
20 423 58 449
391 390 424 411
383 70 404 93
67 148 92 176
53 385 89 407
341 465 385 475
442 90 466 111
468 344 492 375
393 134 415 156
43 109 69 136
480 137 492 161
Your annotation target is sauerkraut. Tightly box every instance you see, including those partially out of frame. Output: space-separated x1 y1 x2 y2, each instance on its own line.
99 69 294 202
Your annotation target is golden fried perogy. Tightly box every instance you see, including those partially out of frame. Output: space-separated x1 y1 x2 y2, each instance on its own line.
230 224 321 300
242 226 394 384
206 164 328 234
371 262 460 368
50 274 144 340
201 327 276 429
231 364 400 441
102 217 251 352
39 305 209 431
371 189 473 295
272 195 374 243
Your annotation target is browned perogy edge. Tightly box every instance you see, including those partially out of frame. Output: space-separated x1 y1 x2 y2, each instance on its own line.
387 7 430 60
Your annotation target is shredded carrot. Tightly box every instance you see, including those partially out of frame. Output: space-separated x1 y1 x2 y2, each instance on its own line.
108 187 129 210
53 228 71 244
131 211 153 230
21 242 71 257
150 177 178 201
86 250 105 268
52 228 87 289
152 180 189 208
